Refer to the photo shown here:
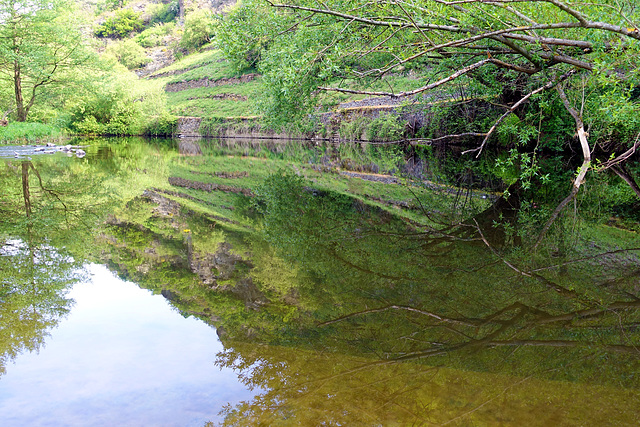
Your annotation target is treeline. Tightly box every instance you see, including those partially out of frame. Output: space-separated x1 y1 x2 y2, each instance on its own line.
0 0 222 140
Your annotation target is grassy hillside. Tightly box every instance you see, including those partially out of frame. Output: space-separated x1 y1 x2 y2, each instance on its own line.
148 47 262 118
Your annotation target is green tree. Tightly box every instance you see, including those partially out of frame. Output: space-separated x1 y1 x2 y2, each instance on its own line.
0 0 92 122
0 240 81 376
221 0 640 243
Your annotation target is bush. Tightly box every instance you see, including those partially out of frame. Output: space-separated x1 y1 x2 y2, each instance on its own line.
135 23 176 48
106 39 151 69
95 9 144 39
146 1 178 25
366 113 403 141
143 114 178 136
67 70 169 136
180 9 214 51
339 116 368 141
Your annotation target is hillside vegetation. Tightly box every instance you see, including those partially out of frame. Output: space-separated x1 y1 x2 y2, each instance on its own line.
0 0 639 232
0 0 446 140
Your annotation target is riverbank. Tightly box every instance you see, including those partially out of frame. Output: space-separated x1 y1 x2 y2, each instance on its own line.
0 123 66 144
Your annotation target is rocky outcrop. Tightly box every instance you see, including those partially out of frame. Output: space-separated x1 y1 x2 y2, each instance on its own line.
187 93 247 101
189 242 268 310
176 117 201 137
178 139 203 155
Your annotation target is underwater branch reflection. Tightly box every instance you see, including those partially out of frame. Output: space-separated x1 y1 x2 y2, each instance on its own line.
211 171 640 425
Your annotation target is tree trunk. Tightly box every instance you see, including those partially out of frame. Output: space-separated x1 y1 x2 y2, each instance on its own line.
22 161 31 217
612 165 640 199
14 60 26 122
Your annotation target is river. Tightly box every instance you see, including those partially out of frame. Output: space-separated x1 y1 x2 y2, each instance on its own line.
0 137 638 426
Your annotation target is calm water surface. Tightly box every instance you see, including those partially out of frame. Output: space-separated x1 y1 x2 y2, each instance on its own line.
0 264 255 426
0 137 639 426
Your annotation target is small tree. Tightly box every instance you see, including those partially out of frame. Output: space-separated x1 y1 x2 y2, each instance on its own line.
0 0 92 122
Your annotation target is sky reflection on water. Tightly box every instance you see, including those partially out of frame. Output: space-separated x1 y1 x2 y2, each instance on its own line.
0 264 255 426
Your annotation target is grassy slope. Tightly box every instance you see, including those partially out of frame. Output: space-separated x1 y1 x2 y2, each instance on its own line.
149 44 437 121
148 47 260 119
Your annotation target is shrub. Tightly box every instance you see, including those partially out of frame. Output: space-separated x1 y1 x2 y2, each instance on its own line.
366 113 403 141
67 70 169 136
339 116 368 141
95 9 144 39
106 39 151 69
179 9 214 51
147 1 178 25
144 114 178 136
135 23 176 48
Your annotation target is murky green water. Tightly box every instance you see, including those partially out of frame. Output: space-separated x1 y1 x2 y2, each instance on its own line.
1 137 639 426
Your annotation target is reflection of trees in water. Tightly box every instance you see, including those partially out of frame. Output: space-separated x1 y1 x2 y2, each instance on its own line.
66 146 639 423
1 159 104 243
0 154 128 376
215 340 640 426
210 172 640 424
0 240 82 376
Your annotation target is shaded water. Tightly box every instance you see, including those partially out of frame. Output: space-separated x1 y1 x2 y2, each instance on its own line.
0 137 639 426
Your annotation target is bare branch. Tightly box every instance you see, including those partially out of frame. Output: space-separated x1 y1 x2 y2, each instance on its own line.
502 33 592 48
597 132 640 170
406 132 488 146
611 165 640 199
533 82 592 250
318 304 481 327
266 1 463 32
319 58 530 97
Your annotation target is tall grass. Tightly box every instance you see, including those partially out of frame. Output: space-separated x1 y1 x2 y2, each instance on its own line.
0 122 65 144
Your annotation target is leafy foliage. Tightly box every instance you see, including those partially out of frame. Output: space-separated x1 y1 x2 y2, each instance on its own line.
67 66 169 135
213 0 277 72
146 0 179 26
135 22 176 48
95 8 144 38
105 39 151 69
365 113 404 141
179 9 215 51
